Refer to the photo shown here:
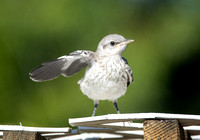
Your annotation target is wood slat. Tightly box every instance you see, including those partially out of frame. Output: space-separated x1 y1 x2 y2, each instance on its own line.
0 125 71 133
69 113 200 127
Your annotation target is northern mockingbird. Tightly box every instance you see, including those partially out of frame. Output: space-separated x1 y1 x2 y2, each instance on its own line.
29 34 134 116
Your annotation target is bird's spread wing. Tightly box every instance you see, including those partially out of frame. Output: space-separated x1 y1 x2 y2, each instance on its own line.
29 50 95 82
122 57 133 87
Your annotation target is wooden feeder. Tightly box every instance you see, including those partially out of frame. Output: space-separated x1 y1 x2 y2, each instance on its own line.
1 113 200 139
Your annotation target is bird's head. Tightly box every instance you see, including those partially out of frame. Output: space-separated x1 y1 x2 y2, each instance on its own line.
96 34 134 57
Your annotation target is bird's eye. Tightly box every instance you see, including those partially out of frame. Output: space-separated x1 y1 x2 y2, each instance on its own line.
110 41 115 46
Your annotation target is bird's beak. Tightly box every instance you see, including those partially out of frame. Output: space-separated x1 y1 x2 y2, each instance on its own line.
125 39 134 44
116 39 134 47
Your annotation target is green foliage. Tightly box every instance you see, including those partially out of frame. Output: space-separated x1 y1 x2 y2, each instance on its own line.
0 0 200 127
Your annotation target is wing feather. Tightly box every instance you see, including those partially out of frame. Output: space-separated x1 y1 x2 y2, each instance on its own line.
122 57 133 87
29 50 95 82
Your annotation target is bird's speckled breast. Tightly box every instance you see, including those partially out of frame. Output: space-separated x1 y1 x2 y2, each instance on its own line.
78 55 128 101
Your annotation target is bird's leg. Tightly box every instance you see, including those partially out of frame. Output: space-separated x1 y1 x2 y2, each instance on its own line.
92 100 99 116
113 100 120 114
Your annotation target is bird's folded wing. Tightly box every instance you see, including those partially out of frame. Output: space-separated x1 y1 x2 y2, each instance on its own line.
122 57 134 87
29 50 95 82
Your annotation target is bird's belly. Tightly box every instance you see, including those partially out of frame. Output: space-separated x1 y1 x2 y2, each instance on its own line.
79 79 127 101
78 62 127 101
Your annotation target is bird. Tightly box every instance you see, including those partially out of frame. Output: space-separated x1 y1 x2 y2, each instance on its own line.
29 34 134 116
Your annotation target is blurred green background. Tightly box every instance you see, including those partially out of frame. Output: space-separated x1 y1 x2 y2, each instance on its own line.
0 0 200 127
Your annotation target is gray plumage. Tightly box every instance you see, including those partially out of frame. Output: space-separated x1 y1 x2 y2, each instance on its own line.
30 50 94 81
29 34 134 116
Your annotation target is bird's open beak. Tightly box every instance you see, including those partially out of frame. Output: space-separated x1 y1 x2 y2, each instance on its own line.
116 39 134 47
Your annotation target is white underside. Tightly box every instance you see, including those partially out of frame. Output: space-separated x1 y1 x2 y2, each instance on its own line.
78 56 128 101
